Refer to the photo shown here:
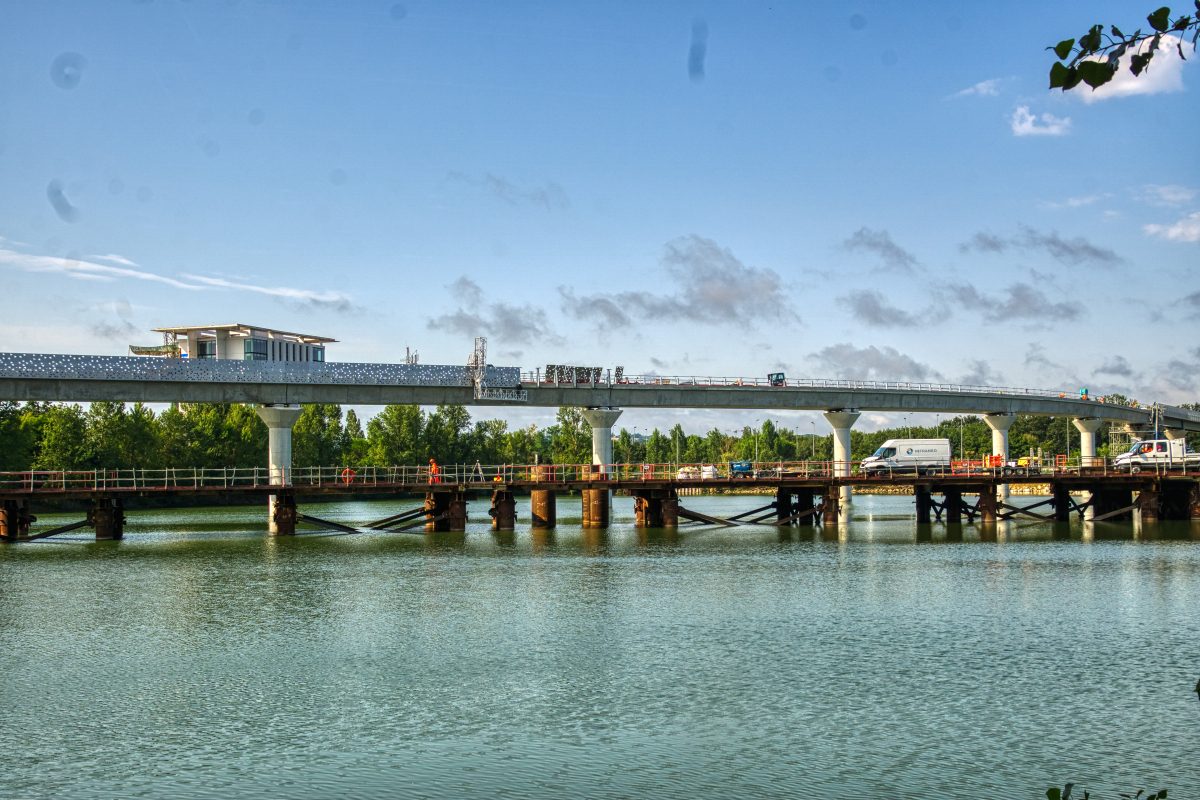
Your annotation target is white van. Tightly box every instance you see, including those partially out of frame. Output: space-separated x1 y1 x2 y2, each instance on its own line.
860 438 952 475
1114 439 1200 473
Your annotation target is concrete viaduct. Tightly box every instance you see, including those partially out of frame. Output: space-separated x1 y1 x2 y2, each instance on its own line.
3 352 1198 514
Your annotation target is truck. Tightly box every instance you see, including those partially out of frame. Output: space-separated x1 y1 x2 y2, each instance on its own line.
860 438 953 476
1113 439 1200 473
729 460 754 478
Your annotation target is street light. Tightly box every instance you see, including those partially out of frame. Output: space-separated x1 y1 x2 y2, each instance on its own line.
754 418 760 464
810 420 816 459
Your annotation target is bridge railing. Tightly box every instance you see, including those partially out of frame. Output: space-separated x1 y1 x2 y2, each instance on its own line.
518 371 1124 403
0 457 1175 494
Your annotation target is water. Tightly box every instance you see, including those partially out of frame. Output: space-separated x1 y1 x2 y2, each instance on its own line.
2 494 1198 799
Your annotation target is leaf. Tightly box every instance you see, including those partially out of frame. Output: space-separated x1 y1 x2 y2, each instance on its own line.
1053 38 1076 59
1078 59 1116 87
1148 7 1171 32
1131 51 1155 74
1172 14 1191 29
1064 784 1076 800
1107 42 1128 64
1081 24 1104 51
1112 25 1125 38
1049 61 1070 87
1048 790 1062 800
1063 66 1083 89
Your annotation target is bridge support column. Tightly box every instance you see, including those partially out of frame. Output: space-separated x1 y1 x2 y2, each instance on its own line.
1164 428 1188 441
582 488 610 529
942 487 964 541
490 490 516 530
531 466 557 530
776 488 794 524
662 491 679 528
795 488 815 526
821 485 840 526
634 490 675 528
272 495 297 536
984 414 1015 503
581 408 622 476
1073 418 1103 466
1053 483 1071 522
823 410 860 505
256 404 303 535
1138 486 1159 524
1 500 35 542
915 485 932 525
88 498 125 540
977 487 998 524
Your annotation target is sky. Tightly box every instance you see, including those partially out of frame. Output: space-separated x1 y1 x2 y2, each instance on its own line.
1 0 1198 435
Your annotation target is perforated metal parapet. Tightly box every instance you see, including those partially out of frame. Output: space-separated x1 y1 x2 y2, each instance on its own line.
0 353 520 388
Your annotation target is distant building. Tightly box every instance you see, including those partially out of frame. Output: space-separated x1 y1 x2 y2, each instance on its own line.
132 324 336 362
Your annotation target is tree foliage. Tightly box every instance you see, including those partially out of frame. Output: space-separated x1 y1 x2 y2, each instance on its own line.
1048 4 1199 90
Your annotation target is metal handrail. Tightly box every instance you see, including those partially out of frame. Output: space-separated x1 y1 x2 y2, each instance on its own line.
0 457 1171 493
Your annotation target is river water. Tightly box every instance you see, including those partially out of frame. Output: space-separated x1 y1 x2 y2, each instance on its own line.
2 494 1198 799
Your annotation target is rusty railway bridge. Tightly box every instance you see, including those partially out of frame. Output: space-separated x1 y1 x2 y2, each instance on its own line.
3 462 1197 542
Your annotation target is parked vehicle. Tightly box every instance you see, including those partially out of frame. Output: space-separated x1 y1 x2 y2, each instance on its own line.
729 460 754 478
1114 439 1200 473
767 372 786 387
860 438 952 475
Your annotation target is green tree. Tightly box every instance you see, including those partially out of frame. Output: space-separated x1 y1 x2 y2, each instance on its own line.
366 405 424 464
293 403 345 466
33 404 90 470
550 407 590 464
1048 5 1199 91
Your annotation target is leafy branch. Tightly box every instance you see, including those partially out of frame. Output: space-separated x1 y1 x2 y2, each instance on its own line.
1047 3 1200 90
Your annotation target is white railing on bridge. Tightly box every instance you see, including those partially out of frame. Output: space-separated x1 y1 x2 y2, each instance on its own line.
0 458 1176 494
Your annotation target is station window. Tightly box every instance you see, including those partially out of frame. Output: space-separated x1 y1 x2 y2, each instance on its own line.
313 348 325 362
244 338 268 361
195 340 217 359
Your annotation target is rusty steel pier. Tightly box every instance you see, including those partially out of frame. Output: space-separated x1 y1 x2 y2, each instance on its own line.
2 462 1197 542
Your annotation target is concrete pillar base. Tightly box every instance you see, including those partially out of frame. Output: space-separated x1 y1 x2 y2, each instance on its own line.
88 498 126 540
490 491 516 530
823 410 860 505
582 488 610 529
272 495 298 536
531 489 556 529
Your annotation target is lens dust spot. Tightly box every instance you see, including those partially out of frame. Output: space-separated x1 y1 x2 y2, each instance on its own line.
46 179 80 222
248 107 265 125
881 50 898 66
329 168 347 185
136 186 153 202
688 18 708 83
849 14 866 30
50 53 86 90
109 178 125 195
389 3 407 20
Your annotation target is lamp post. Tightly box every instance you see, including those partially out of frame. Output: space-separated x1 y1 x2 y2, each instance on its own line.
810 420 816 459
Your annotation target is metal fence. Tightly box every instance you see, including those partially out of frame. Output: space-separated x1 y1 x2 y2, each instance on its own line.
0 458 1183 493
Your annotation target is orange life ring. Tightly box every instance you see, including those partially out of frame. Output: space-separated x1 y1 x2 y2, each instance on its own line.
341 468 356 484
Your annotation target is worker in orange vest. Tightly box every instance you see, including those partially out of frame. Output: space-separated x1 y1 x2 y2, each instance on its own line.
429 458 440 484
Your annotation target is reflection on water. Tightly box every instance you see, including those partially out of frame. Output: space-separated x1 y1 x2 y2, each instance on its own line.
2 494 1199 799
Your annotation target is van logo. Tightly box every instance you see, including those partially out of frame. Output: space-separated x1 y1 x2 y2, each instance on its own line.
906 448 913 455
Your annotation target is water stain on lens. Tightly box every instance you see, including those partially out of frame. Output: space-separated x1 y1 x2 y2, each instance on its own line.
50 53 86 90
688 18 708 83
109 179 125 195
390 4 407 20
46 180 80 223
248 108 265 125
849 14 867 30
824 66 841 82
881 50 899 66
136 186 153 202
330 168 347 186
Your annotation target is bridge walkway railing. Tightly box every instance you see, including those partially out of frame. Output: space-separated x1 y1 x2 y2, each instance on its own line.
0 458 1178 495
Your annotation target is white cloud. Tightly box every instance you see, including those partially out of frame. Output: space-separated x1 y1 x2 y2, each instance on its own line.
0 247 202 289
89 253 140 267
1042 193 1110 209
182 274 355 311
1010 106 1071 136
951 78 1003 98
1136 184 1197 207
1144 211 1200 242
1073 35 1190 103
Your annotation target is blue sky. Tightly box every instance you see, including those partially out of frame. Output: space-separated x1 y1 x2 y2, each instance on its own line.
2 0 1197 433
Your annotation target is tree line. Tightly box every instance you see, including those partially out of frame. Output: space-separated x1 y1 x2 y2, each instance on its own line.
3 400 1189 472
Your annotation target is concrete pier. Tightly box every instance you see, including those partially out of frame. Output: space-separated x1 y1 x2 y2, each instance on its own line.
0 500 34 541
984 413 1015 502
256 404 303 534
88 498 125 540
1073 417 1103 519
823 409 860 505
581 408 622 476
531 465 557 529
581 488 609 528
490 490 516 531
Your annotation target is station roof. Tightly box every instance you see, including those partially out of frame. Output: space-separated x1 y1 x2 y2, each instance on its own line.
151 324 337 344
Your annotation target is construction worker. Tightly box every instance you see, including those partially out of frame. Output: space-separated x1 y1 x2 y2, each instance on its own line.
429 458 440 484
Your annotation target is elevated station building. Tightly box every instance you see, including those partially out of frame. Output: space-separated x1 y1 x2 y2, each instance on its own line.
134 324 336 363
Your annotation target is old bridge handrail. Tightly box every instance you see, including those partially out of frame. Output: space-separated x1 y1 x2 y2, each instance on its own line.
0 457 1156 494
